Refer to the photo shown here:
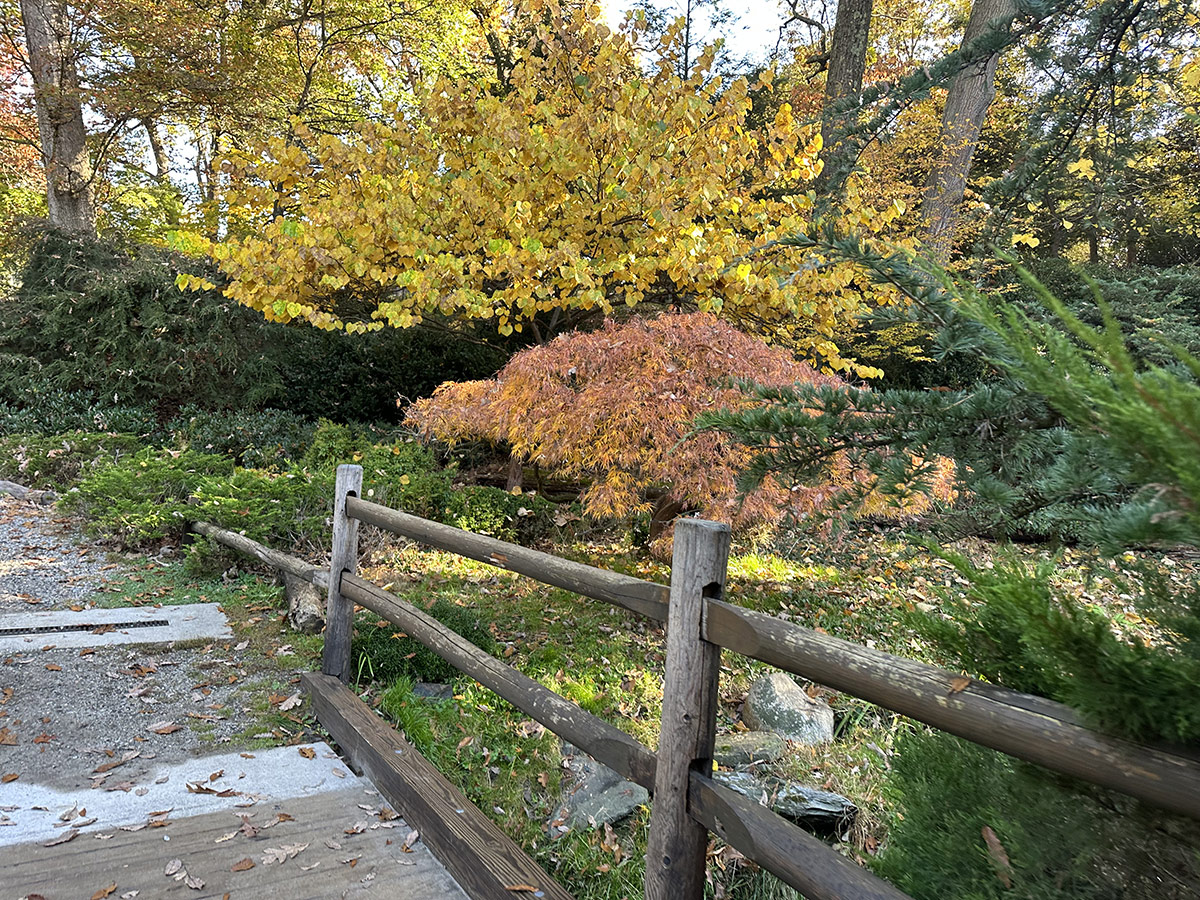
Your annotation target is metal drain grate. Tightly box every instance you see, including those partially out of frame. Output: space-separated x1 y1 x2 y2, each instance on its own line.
0 619 170 637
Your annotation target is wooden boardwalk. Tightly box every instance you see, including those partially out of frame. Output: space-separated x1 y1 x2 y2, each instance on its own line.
0 788 468 900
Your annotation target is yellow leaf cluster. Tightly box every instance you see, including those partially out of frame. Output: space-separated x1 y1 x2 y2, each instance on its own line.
193 0 905 365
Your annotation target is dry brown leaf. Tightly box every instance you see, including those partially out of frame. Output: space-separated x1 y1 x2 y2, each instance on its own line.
278 693 302 711
0 726 15 746
43 829 78 847
163 859 183 876
231 858 255 872
982 825 1014 888
146 721 180 735
948 676 971 694
90 883 117 900
44 664 62 672
504 886 540 893
298 746 316 760
1 773 17 783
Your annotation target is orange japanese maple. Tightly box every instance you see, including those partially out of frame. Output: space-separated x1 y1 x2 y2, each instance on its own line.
408 312 947 547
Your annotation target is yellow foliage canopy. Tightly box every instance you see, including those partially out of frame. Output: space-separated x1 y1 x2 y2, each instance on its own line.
190 1 906 374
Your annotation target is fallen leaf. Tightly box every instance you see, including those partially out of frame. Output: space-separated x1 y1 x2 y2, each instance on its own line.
231 858 255 872
0 727 15 745
44 664 62 672
948 676 971 694
278 693 302 711
505 886 540 893
299 747 316 760
401 829 420 852
1 773 17 783
90 883 117 900
184 874 204 890
43 829 78 846
146 721 180 735
982 825 1014 888
164 859 183 876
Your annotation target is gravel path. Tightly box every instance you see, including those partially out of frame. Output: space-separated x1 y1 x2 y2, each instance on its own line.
0 494 306 794
0 494 111 612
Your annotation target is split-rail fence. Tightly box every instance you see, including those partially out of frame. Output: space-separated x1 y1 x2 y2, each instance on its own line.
191 463 1200 900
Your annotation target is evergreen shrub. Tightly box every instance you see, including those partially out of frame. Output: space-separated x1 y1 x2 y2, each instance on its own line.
0 431 145 490
190 467 332 550
63 448 232 544
168 407 315 469
442 485 560 543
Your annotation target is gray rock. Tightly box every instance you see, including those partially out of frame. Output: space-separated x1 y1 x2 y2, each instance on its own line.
283 572 325 634
713 731 787 767
412 682 454 701
551 748 649 832
742 672 834 745
713 771 856 829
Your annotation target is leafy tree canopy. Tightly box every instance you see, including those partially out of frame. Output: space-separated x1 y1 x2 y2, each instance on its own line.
179 0 907 373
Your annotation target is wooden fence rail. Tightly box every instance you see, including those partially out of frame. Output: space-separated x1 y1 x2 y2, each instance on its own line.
189 462 1200 900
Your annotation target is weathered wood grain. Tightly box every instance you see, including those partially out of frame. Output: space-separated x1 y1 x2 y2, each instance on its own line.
340 574 658 790
0 787 467 900
303 672 574 900
345 495 669 620
704 598 1200 820
189 520 329 589
323 464 363 682
687 773 911 900
644 519 730 900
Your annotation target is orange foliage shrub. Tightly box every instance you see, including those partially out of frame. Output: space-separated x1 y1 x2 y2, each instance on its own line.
408 313 951 546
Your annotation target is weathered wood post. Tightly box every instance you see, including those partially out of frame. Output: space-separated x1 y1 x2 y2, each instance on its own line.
322 464 363 682
644 518 731 900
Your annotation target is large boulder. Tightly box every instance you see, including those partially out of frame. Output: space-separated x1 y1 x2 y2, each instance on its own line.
713 770 856 831
742 672 834 746
713 731 788 768
550 744 649 833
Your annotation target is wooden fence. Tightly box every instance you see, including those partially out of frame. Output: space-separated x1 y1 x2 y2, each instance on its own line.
195 463 1200 900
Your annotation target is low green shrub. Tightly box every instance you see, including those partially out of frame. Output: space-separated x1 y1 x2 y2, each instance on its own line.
0 431 145 490
378 676 460 749
352 600 497 685
303 421 452 519
168 407 315 469
0 386 159 439
190 467 332 550
63 448 232 545
441 485 559 543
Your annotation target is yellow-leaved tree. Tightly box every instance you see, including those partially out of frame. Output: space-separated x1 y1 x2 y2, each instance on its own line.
182 0 906 374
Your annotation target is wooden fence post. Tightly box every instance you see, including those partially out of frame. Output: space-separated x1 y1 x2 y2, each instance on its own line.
644 518 731 900
322 464 363 682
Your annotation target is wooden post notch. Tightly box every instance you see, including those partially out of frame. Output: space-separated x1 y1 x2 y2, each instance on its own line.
322 464 362 682
644 518 731 900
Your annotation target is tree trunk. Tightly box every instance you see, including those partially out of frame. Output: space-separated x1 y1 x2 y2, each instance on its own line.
145 119 169 181
921 0 1016 260
816 0 874 194
20 0 95 236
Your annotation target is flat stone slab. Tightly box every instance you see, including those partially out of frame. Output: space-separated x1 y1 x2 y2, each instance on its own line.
0 783 468 900
0 603 231 651
0 742 359 846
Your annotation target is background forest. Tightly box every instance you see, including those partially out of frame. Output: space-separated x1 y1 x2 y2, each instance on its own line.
2 0 1199 897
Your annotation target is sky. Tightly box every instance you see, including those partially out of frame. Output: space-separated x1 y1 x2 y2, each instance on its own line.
599 0 792 69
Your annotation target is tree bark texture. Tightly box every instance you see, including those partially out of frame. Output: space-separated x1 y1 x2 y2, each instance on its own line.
19 0 95 236
921 0 1017 259
817 0 874 194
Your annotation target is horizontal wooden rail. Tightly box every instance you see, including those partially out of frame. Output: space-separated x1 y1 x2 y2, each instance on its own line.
190 521 329 589
688 774 909 900
704 598 1200 820
343 574 908 900
340 573 659 790
346 496 669 621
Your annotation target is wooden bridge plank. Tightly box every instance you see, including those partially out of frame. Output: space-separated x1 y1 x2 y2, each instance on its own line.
303 671 575 900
